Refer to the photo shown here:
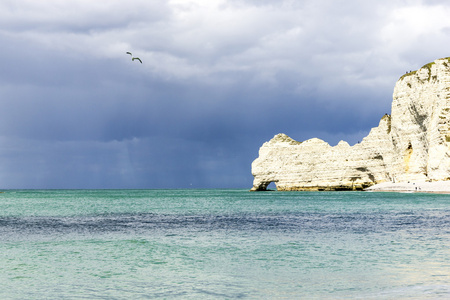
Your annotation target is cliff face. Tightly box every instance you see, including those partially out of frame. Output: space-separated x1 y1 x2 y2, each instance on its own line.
251 57 450 191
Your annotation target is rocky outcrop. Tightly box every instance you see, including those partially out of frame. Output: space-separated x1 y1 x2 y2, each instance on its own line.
251 57 450 191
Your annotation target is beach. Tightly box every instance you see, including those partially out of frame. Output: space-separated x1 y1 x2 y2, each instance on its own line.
365 181 450 194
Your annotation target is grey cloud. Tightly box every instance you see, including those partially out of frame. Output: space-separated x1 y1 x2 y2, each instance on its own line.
0 0 170 33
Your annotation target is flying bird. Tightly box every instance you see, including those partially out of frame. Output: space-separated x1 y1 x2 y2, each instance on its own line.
126 52 142 63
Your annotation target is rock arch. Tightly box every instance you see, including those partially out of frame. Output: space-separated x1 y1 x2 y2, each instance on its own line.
251 180 277 191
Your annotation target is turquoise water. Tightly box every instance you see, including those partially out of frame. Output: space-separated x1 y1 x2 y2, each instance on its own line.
1 189 450 299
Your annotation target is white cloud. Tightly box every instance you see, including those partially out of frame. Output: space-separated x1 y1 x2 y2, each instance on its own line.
379 3 450 61
5 0 448 87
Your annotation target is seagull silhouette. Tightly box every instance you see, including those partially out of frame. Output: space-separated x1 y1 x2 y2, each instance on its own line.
126 52 142 63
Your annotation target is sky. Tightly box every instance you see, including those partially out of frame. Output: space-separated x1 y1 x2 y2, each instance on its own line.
1 0 450 189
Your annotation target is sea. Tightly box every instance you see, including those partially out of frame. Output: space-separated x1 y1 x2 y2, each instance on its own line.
1 189 449 299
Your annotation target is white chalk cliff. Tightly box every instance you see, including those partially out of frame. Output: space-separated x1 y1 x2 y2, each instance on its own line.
251 57 450 191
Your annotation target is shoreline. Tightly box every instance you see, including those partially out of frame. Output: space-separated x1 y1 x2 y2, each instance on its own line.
364 181 450 194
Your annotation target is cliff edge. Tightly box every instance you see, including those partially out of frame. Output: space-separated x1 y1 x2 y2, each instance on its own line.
251 57 450 191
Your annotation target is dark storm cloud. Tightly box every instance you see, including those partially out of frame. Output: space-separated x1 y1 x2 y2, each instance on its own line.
1 0 450 188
